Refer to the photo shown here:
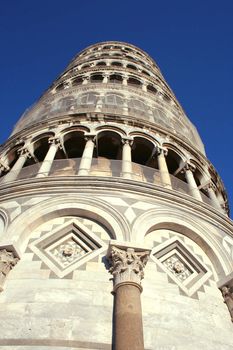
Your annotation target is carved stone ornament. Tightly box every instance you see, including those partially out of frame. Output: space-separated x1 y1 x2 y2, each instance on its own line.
108 246 150 288
0 249 19 291
221 285 233 322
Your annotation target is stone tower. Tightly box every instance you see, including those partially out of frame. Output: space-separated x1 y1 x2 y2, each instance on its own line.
0 41 233 350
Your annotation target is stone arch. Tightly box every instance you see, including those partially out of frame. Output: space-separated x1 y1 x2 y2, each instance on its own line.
95 130 122 160
95 125 126 137
129 131 160 146
30 132 55 162
5 196 130 253
131 209 231 280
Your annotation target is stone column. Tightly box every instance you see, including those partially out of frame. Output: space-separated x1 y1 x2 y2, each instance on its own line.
142 81 147 92
121 138 133 180
108 244 150 350
0 249 19 292
156 147 172 188
103 73 109 84
183 163 202 201
206 183 222 210
2 147 30 183
82 76 90 85
122 75 128 86
78 135 95 176
37 137 61 178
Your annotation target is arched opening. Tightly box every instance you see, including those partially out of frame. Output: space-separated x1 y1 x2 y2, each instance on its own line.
96 61 106 66
192 166 209 198
127 64 137 70
125 55 134 60
142 70 150 76
63 131 86 159
147 85 157 94
56 83 64 91
90 74 103 83
111 61 122 67
163 94 171 103
72 77 83 86
131 137 156 167
96 131 122 160
81 64 90 69
128 77 141 86
131 137 157 181
33 136 51 162
109 74 123 84
166 149 186 182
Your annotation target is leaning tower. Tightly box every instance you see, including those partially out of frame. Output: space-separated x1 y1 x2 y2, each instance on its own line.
0 41 233 350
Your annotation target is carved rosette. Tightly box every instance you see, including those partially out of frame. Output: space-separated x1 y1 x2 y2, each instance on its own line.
221 285 233 322
0 249 19 292
108 246 150 290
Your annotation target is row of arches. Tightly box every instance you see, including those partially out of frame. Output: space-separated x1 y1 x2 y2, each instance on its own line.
78 45 153 68
70 60 153 78
55 72 173 105
0 129 225 212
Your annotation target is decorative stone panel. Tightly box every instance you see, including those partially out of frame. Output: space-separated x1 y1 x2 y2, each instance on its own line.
29 219 107 278
151 236 212 297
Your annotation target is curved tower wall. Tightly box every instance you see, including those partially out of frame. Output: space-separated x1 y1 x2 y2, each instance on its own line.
0 42 233 350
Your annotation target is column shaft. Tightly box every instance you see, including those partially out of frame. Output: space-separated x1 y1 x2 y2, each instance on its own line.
2 150 29 183
208 186 222 210
114 283 144 350
157 150 172 188
185 168 202 201
122 141 132 179
78 137 95 176
108 244 150 350
37 141 59 178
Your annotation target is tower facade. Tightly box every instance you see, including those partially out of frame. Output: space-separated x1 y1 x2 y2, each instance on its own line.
0 41 233 350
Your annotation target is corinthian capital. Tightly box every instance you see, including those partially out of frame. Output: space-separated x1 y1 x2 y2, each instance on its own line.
108 243 150 290
0 249 19 292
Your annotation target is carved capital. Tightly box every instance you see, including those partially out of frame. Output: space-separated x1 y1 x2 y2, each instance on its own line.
17 147 31 158
121 138 133 147
182 162 196 173
0 160 10 172
156 146 168 157
84 133 96 143
0 249 19 292
48 137 62 149
108 246 150 290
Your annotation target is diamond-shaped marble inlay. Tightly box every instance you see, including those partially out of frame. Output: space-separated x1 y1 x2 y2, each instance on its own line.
29 219 107 278
151 236 212 297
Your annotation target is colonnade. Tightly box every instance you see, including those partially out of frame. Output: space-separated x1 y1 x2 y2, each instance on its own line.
56 70 171 103
0 133 223 210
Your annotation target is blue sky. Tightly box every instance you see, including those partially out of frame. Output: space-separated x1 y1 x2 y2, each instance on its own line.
0 0 233 214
